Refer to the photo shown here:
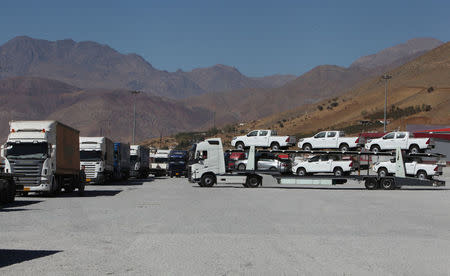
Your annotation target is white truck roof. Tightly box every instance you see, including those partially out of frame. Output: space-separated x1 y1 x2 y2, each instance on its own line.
80 137 106 144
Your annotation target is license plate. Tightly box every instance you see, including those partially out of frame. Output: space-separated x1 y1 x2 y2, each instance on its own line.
176 173 179 176
23 187 30 191
86 178 91 182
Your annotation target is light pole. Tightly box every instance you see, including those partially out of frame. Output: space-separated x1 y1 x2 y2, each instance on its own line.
130 90 141 144
382 74 392 132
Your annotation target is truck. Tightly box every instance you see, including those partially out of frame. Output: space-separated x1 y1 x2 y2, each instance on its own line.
2 121 84 195
130 145 150 179
0 158 16 204
292 154 354 176
168 150 188 177
297 131 359 151
373 157 443 180
149 149 170 177
231 130 296 150
79 137 114 184
113 142 130 180
364 131 433 154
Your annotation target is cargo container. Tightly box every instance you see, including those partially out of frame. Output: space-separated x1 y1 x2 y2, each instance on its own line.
3 121 84 195
113 142 130 180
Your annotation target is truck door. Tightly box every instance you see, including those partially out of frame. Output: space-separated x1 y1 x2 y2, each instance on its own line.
313 132 327 148
319 155 331 172
381 132 396 149
246 130 259 146
256 130 269 146
404 161 416 175
326 131 338 148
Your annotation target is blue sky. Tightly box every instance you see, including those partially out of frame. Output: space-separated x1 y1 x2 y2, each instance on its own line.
1 0 448 76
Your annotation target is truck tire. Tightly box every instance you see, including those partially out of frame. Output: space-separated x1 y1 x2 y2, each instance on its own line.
416 170 428 180
296 167 306 176
364 178 378 190
238 164 246 171
339 143 349 151
201 174 216 187
78 180 85 196
377 168 388 178
235 142 245 150
302 143 312 151
370 145 381 153
270 142 280 150
381 178 395 190
409 145 420 154
246 175 261 188
333 167 344 176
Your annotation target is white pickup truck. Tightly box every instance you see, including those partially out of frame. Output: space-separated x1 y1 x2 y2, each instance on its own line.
292 155 354 176
364 131 433 154
231 130 296 150
297 131 359 151
373 158 442 180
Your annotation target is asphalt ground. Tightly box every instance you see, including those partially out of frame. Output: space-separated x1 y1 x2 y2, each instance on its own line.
1 168 449 275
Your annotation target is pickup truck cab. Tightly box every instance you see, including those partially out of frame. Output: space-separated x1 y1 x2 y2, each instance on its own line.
292 154 353 176
231 130 296 150
297 131 359 151
373 157 442 180
364 131 432 154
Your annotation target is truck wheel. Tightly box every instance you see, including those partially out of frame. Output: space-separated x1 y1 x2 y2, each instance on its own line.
416 170 427 180
377 168 388 178
381 178 395 190
201 174 216 187
78 181 85 196
370 145 381 154
235 142 245 150
238 164 246 171
364 178 378 190
302 144 312 151
333 167 344 176
339 143 349 151
246 175 261 188
296 167 306 176
409 145 420 154
270 142 280 150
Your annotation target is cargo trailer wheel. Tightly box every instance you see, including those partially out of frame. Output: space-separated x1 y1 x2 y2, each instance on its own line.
246 175 261 188
201 174 216 187
333 167 344 176
416 170 427 180
381 178 395 190
364 178 378 190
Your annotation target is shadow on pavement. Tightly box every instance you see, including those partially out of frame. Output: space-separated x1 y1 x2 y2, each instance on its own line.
0 249 62 268
193 185 449 191
0 200 42 212
17 190 122 198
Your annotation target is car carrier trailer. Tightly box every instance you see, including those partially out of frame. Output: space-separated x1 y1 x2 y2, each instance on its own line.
188 138 445 189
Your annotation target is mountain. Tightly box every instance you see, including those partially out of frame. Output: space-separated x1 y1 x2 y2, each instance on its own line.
185 38 444 127
0 76 211 142
350 38 443 69
0 36 295 98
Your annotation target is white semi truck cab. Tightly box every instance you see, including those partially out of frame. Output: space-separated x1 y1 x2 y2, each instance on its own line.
80 137 114 184
3 121 83 195
130 145 150 179
188 138 262 188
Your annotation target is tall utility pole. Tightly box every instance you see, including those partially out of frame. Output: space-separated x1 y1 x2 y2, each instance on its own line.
382 74 392 132
130 90 141 144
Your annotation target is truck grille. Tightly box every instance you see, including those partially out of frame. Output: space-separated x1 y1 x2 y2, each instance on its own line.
82 164 97 178
10 160 42 186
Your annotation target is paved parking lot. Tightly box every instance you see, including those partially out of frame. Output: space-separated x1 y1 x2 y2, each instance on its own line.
1 169 450 275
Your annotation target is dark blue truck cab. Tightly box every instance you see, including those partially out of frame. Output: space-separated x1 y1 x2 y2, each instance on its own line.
168 150 188 177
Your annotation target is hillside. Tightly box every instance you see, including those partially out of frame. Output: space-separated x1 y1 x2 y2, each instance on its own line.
185 38 443 128
0 36 294 98
0 77 211 142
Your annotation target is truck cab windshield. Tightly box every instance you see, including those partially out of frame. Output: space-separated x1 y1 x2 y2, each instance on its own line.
6 142 48 159
80 151 102 161
130 155 138 162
